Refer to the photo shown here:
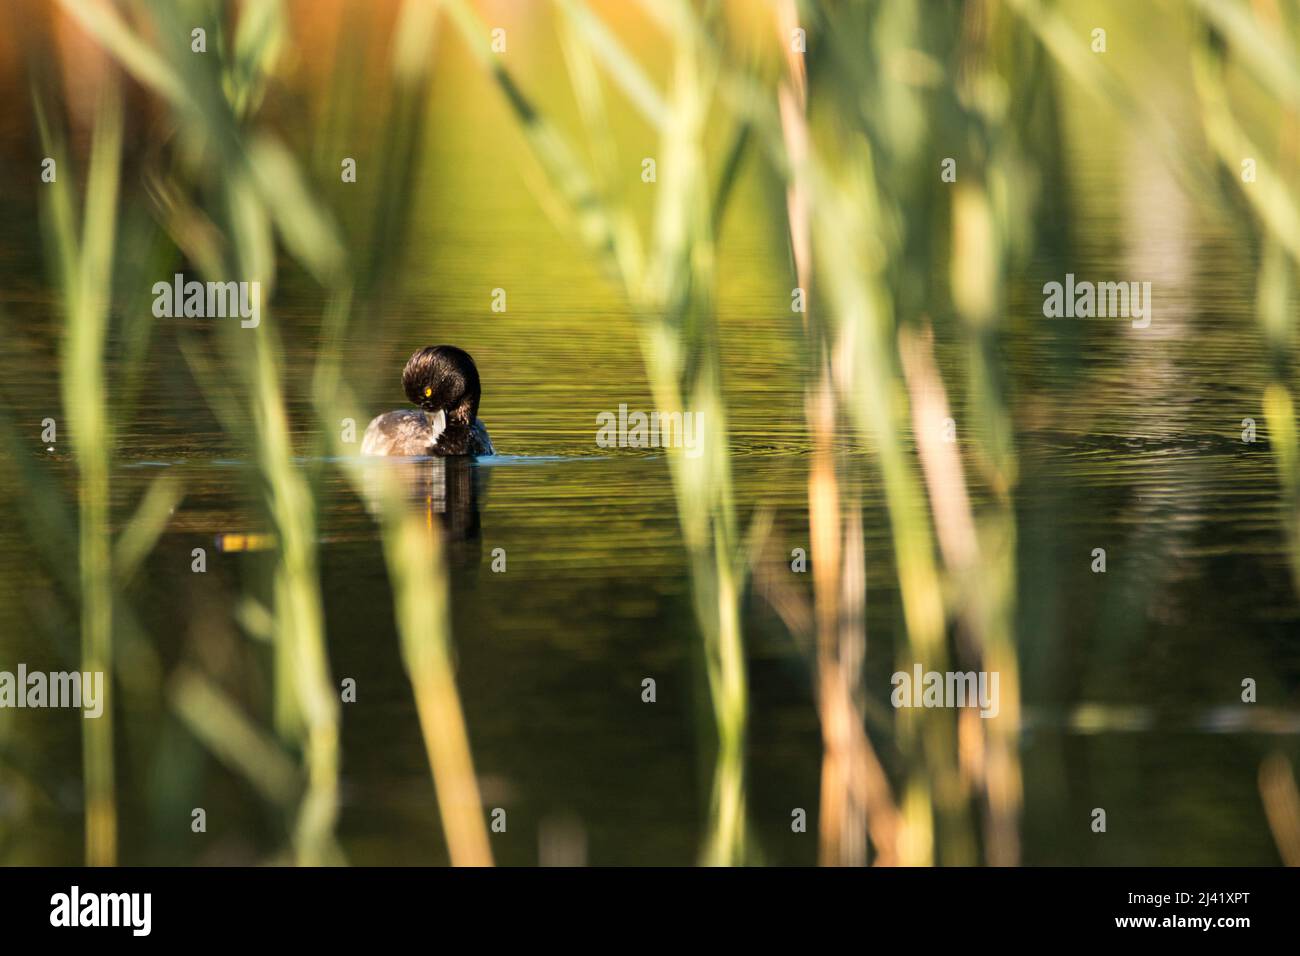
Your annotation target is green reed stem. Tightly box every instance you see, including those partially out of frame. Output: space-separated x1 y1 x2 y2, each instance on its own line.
38 80 124 866
444 0 751 862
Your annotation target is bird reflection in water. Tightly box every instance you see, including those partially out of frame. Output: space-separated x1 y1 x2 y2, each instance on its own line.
358 455 489 560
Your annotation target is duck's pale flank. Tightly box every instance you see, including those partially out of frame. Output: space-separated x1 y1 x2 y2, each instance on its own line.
361 345 494 457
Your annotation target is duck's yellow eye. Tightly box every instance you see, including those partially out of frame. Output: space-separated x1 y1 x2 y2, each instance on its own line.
424 386 432 398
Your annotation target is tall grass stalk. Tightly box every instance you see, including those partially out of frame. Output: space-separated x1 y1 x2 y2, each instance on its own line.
24 70 180 865
809 145 965 866
381 489 493 866
43 81 124 867
1191 12 1300 596
1020 0 1300 599
945 5 1026 865
756 0 1039 863
55 0 346 864
62 0 503 865
444 0 751 863
772 0 899 866
333 453 494 866
311 1 493 864
33 67 126 863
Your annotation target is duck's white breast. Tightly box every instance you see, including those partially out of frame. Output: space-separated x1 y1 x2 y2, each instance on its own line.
360 408 446 456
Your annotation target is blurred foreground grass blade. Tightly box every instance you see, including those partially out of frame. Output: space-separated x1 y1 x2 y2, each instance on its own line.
112 474 184 587
56 0 190 109
230 0 288 116
376 474 493 867
1192 20 1300 596
73 86 122 869
170 667 302 807
944 14 1027 865
1193 0 1300 109
555 0 670 130
644 1 748 865
246 134 348 287
248 319 342 865
1265 382 1300 594
31 93 79 296
444 0 750 863
556 5 645 281
1194 49 1300 264
1006 0 1212 201
1259 753 1300 866
42 0 490 868
443 0 629 281
314 4 492 864
348 0 441 297
102 0 346 865
327 441 493 865
38 75 123 866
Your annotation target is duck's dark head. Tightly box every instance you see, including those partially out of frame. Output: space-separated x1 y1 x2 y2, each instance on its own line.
402 345 481 426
